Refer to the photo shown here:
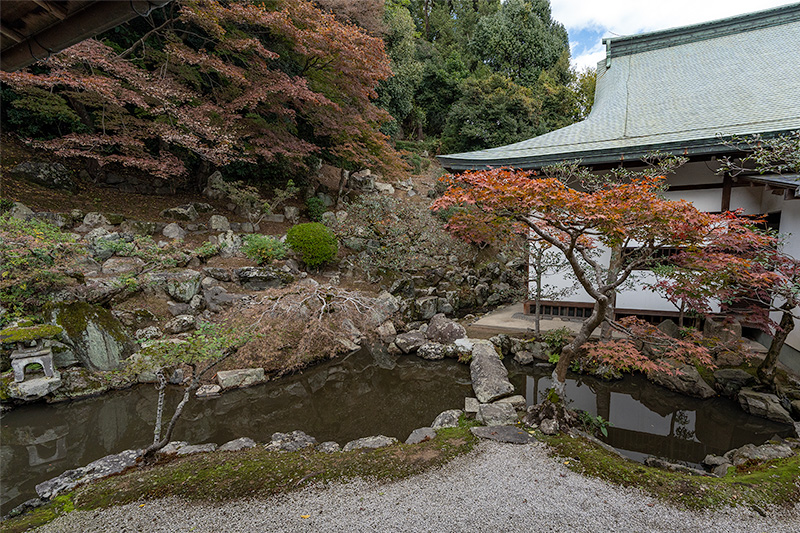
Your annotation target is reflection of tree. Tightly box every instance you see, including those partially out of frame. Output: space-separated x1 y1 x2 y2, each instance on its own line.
672 410 696 441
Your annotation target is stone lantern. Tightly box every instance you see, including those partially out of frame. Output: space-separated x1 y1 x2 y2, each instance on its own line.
1 322 64 400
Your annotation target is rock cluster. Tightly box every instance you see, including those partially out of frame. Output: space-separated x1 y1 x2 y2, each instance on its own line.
387 260 525 321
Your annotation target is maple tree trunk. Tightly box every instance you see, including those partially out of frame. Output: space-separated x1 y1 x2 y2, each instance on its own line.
758 303 795 387
552 297 609 398
601 247 622 341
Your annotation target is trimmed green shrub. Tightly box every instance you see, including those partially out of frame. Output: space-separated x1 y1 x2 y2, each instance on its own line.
242 234 287 264
305 197 326 222
286 223 338 268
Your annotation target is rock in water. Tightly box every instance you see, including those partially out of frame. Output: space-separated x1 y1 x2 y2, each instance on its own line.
737 388 794 424
36 449 142 499
426 313 466 344
647 358 715 399
470 340 514 403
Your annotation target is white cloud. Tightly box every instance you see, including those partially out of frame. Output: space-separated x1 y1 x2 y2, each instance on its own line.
553 1 795 69
573 43 605 71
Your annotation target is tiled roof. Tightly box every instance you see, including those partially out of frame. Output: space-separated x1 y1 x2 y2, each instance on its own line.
438 4 800 171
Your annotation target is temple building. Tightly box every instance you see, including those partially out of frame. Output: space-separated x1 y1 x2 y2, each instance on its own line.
438 4 800 362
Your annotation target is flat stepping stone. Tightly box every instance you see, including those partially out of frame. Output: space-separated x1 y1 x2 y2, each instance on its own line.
470 425 538 444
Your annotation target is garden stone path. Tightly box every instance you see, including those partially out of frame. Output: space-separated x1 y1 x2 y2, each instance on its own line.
37 441 799 533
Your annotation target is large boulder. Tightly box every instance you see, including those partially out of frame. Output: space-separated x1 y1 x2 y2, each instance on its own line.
470 340 514 403
36 449 142 500
405 427 437 444
703 317 742 345
265 430 317 452
426 313 466 344
11 161 76 192
647 359 715 399
48 302 135 371
7 373 62 401
9 202 35 221
729 443 794 466
394 331 427 354
234 266 294 290
101 257 145 275
477 403 518 426
713 368 756 398
415 296 438 321
737 388 794 424
164 270 202 303
417 342 457 360
431 409 462 429
162 223 186 241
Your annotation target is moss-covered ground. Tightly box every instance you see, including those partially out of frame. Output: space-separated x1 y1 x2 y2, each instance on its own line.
540 432 800 512
0 422 479 533
3 418 799 532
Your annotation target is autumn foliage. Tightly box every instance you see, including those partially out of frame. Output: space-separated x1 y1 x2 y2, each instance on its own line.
0 0 403 182
432 167 771 392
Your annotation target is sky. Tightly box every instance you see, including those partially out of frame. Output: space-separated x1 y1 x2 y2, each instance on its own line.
551 0 797 70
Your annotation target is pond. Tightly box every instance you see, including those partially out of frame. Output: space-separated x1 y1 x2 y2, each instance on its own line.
1 347 792 514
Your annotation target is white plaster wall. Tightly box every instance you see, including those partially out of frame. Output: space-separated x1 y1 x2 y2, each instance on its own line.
757 192 800 351
530 173 800 351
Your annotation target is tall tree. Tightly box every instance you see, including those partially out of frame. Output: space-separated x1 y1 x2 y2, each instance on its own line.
470 0 568 88
441 74 541 153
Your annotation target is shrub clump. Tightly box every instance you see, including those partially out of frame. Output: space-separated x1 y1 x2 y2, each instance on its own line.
286 223 338 268
242 234 287 264
305 197 326 222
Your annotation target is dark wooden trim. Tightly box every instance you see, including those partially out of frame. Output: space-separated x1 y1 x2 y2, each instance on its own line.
721 175 733 211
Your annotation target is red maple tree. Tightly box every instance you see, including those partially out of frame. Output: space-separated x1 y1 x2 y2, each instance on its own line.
433 167 769 397
0 0 403 183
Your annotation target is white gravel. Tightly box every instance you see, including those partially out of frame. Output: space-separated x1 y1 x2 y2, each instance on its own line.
36 441 799 532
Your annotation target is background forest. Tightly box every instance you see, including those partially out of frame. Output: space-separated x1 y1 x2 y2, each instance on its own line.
0 0 595 188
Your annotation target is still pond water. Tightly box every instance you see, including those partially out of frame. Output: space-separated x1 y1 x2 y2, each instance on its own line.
0 346 791 514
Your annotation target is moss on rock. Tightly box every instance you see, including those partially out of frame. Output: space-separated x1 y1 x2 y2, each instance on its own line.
0 324 63 344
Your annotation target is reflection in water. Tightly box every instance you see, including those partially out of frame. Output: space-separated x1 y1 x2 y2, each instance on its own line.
2 350 794 514
0 347 472 514
512 364 792 465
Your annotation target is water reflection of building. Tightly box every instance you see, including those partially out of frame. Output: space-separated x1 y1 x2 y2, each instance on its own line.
524 374 790 464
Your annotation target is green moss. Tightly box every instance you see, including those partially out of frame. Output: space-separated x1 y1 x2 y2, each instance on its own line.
541 433 800 510
48 302 128 345
72 422 477 512
0 324 63 343
1 494 75 533
0 376 11 401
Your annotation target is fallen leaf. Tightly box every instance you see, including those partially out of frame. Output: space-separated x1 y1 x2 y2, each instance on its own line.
301 515 310 519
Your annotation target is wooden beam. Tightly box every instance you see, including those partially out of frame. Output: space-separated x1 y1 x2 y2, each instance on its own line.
0 24 26 44
721 175 732 211
32 1 69 20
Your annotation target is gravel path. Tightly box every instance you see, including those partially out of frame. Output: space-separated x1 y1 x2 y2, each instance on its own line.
37 441 798 533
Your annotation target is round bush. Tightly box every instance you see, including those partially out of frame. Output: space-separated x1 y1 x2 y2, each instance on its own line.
286 223 338 268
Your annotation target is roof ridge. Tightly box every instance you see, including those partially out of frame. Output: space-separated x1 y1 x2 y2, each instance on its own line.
603 3 800 58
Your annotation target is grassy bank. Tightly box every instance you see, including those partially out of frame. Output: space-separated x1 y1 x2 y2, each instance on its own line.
1 423 478 533
4 422 799 532
542 432 800 511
